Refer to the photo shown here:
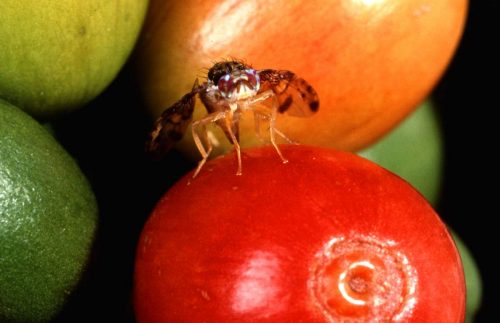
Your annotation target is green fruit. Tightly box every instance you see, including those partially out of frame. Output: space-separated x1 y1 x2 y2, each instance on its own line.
451 232 482 323
0 99 97 322
359 100 443 205
0 0 148 119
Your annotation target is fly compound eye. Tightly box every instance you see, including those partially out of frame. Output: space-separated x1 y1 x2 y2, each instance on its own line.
218 69 260 100
243 69 260 90
217 73 234 99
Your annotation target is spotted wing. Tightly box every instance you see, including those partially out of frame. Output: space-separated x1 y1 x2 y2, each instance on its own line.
146 87 198 159
258 69 319 117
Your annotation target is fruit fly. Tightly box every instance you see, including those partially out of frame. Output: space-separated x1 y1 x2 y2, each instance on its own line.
146 60 319 177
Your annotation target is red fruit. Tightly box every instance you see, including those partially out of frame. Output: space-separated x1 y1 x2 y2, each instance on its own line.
134 145 465 322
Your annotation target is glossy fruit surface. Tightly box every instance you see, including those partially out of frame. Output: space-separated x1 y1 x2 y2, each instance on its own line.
356 100 482 320
137 0 467 157
134 145 465 322
0 0 148 119
0 100 97 322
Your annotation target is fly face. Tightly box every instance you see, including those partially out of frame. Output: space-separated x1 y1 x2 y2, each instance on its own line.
146 59 320 177
217 68 260 101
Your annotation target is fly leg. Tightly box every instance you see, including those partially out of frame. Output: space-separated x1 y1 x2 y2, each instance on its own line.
253 109 268 143
191 111 227 178
268 94 288 164
253 109 297 145
226 104 243 175
245 91 290 164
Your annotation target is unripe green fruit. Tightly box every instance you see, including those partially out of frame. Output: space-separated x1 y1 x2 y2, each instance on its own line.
0 99 98 322
0 1 148 119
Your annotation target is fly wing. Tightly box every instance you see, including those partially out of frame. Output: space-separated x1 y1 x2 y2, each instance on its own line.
146 83 199 159
258 69 319 117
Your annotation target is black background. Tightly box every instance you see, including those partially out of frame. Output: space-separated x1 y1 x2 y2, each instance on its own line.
50 1 498 321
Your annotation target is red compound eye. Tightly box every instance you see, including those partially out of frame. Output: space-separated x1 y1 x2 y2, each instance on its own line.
217 73 234 98
242 69 259 89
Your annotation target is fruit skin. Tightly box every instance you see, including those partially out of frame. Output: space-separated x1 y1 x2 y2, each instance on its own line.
0 0 149 119
137 0 467 158
359 100 443 205
134 145 465 322
0 99 98 322
451 232 482 323
357 101 482 319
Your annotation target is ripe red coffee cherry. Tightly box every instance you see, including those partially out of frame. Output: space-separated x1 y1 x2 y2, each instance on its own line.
134 145 465 322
